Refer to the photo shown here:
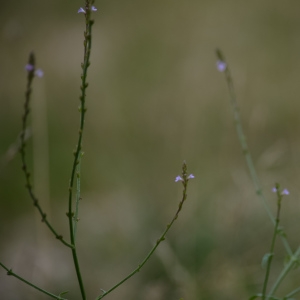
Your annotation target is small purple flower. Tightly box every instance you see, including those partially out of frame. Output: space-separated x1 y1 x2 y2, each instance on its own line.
175 176 183 182
281 189 289 196
216 60 227 72
272 187 289 196
25 64 43 78
25 64 34 72
78 7 86 14
175 174 195 182
35 69 44 78
91 6 97 11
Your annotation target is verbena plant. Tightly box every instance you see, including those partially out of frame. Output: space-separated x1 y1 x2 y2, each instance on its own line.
0 1 194 299
216 49 300 300
1 2 300 300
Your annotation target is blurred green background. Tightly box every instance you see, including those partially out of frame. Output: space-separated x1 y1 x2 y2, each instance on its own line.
1 1 300 299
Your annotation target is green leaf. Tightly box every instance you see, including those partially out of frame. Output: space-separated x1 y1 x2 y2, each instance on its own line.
285 255 300 269
261 253 273 269
277 226 287 237
59 290 69 297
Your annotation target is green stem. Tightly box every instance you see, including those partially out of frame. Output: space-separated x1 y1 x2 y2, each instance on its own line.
268 247 300 296
67 3 95 299
262 184 282 300
284 286 300 299
73 154 82 240
0 262 67 300
96 162 192 300
216 49 292 256
20 52 73 249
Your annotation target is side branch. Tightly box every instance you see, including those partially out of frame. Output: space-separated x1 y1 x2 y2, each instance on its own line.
0 262 67 300
215 48 292 256
21 52 72 249
96 162 194 300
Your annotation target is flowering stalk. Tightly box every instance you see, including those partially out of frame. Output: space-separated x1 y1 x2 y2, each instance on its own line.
216 50 300 299
261 183 285 300
215 48 292 256
0 51 74 300
67 2 97 300
96 161 194 300
19 52 73 248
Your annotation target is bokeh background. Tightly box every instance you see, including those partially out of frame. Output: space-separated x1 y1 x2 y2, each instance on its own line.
1 1 300 299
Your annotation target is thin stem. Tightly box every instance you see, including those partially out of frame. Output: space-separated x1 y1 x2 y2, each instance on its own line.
73 154 82 240
261 183 282 300
0 128 31 173
268 246 300 296
0 262 67 300
96 162 192 300
67 3 95 299
21 52 73 249
216 49 292 256
284 286 300 299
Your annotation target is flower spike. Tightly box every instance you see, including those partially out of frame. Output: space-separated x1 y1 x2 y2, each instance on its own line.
272 186 289 196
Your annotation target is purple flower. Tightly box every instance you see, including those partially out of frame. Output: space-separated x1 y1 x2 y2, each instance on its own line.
25 64 34 72
272 187 289 196
175 176 183 182
175 174 195 182
78 7 86 14
216 60 227 72
281 189 289 196
78 6 97 14
35 69 44 78
25 64 43 78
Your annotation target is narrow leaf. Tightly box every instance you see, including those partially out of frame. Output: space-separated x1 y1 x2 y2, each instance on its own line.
261 253 273 269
